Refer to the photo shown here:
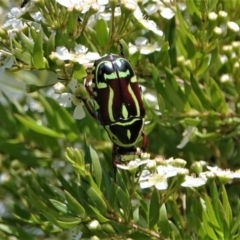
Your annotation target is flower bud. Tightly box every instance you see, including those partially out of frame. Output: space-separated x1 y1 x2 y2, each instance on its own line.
87 220 101 232
208 12 218 21
191 162 203 174
227 21 240 33
218 10 228 19
101 223 116 234
53 82 66 94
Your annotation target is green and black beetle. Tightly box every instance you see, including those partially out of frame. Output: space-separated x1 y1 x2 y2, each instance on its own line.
81 47 147 166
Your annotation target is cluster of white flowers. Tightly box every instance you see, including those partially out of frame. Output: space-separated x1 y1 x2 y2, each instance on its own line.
117 156 240 190
53 79 86 120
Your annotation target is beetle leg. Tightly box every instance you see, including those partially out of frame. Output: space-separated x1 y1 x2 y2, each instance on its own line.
77 96 98 120
85 71 94 98
141 132 148 152
112 144 119 178
119 42 125 58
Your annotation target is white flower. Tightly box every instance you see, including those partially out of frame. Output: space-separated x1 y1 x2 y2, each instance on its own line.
135 36 148 46
227 21 240 32
53 46 74 61
30 11 43 21
140 172 168 190
139 165 179 191
161 8 175 20
3 7 27 30
220 74 231 83
3 18 24 30
157 165 178 178
133 6 163 37
56 0 93 13
214 26 223 35
166 157 187 168
53 82 66 94
181 175 207 188
69 226 83 240
116 159 151 170
7 7 25 18
55 79 86 120
199 171 215 180
121 0 138 11
53 45 100 65
208 12 218 21
218 10 228 18
73 45 100 64
232 171 240 178
207 166 240 180
144 4 158 16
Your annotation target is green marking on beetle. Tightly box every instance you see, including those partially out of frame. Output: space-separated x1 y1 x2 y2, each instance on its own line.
104 72 118 81
104 118 144 147
96 82 107 89
108 87 114 122
122 104 128 119
127 129 131 140
118 69 130 78
131 75 137 83
128 85 140 116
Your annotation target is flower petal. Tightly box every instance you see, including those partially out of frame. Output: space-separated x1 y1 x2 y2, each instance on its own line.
57 93 72 107
140 180 154 189
73 104 86 119
155 181 168 190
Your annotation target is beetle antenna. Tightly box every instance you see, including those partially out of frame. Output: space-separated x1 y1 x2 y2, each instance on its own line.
119 42 125 57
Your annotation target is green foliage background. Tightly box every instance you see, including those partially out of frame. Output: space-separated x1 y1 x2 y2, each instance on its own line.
1 0 240 239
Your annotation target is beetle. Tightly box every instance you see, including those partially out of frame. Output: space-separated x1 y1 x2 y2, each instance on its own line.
80 47 147 167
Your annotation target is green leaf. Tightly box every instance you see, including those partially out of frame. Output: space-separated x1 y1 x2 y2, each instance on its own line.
95 19 109 48
202 210 219 240
164 67 188 111
151 64 172 111
50 199 68 214
45 32 55 57
73 64 87 80
187 0 202 17
87 143 102 187
65 190 86 218
39 95 79 141
190 75 211 109
56 217 81 229
159 204 170 237
32 29 45 69
210 182 222 228
15 114 65 138
193 0 207 13
0 224 35 239
221 185 232 227
81 199 109 223
149 188 160 229
18 32 34 53
195 54 212 77
204 194 223 238
115 184 131 220
83 182 107 215
208 77 229 113
184 82 204 111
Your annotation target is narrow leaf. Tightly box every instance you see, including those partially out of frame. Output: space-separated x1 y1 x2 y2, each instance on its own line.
32 29 45 69
15 114 65 138
159 203 170 237
95 19 109 48
149 189 160 229
65 190 86 218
